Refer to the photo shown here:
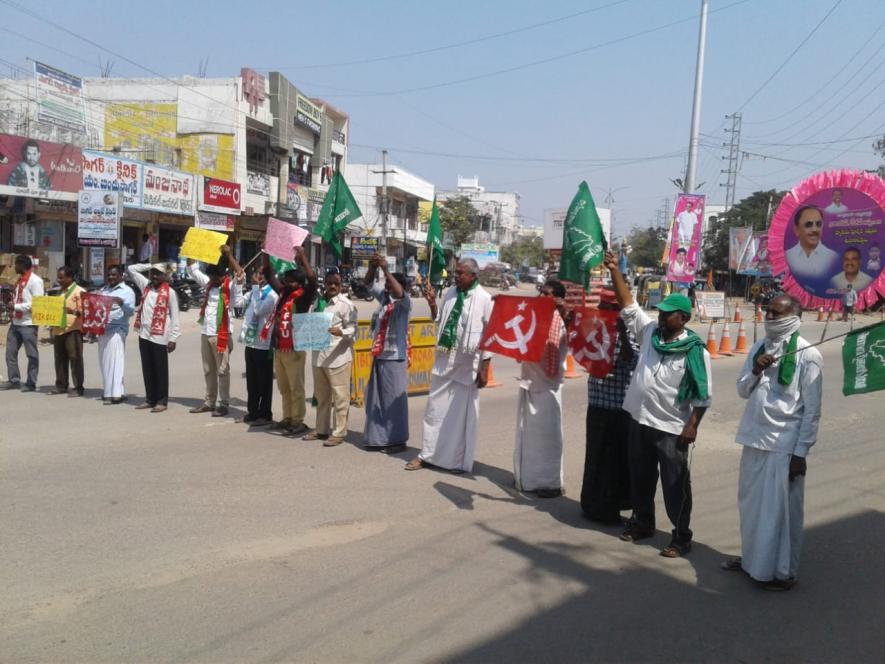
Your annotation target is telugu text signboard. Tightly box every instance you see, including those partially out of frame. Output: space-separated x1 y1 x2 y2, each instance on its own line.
81 150 142 208
350 236 380 259
34 61 86 134
77 190 121 248
142 165 195 216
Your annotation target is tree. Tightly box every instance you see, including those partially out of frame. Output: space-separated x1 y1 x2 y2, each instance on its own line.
501 236 545 269
438 196 482 249
703 189 785 272
874 135 885 178
625 224 668 269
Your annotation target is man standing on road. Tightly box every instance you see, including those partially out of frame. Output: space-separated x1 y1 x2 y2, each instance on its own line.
603 251 712 557
261 246 318 435
722 294 822 591
581 295 639 524
406 258 492 473
363 254 412 453
238 269 278 427
128 262 181 413
512 279 570 498
1 255 44 392
48 266 85 397
304 273 357 447
97 265 136 405
841 283 858 322
187 246 244 418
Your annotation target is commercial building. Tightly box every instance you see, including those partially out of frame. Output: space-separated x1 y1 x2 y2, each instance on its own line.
437 175 520 246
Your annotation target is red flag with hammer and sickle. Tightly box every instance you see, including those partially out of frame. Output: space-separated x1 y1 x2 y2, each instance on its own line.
480 295 557 363
568 306 620 377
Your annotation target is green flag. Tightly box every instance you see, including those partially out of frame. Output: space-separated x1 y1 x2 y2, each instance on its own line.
842 321 885 396
559 181 608 288
426 199 446 282
313 171 363 258
268 255 296 275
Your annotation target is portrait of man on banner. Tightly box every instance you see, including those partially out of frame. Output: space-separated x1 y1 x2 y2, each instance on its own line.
666 194 704 282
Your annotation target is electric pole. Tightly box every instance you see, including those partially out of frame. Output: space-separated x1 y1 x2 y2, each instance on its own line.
381 149 389 257
721 112 742 212
684 0 709 194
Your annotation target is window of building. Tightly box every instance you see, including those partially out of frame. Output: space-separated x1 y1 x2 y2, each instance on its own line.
290 152 311 186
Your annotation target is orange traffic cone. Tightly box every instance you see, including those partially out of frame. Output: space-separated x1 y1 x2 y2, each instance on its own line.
718 321 734 356
733 306 742 323
816 307 825 322
564 354 580 379
485 361 502 388
826 308 835 322
733 319 749 353
706 322 721 359
755 304 764 322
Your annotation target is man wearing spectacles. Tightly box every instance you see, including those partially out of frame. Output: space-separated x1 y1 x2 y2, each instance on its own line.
785 206 839 292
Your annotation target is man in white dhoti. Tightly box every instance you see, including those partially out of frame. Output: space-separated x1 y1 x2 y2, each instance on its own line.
676 201 699 249
722 294 822 591
406 259 493 473
512 280 569 497
98 265 136 404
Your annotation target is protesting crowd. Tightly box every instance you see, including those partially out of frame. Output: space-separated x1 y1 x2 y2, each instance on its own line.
4 241 825 593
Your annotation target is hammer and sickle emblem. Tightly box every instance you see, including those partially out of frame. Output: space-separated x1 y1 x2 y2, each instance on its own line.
485 310 537 354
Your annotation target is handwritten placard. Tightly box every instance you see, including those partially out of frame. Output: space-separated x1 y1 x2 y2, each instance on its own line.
31 296 65 327
81 292 114 335
292 312 333 351
180 227 228 264
264 217 308 262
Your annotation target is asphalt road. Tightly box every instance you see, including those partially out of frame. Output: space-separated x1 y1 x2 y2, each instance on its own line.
2 288 883 663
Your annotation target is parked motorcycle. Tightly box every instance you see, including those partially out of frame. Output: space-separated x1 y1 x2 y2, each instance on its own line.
347 276 375 302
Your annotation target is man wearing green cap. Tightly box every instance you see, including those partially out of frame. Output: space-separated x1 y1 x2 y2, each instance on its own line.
603 251 712 558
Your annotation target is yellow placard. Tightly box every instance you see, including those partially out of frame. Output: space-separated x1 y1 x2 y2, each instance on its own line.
180 227 228 264
351 317 437 406
31 296 65 327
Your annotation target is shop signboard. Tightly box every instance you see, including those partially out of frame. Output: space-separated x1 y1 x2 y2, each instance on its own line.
351 236 380 258
0 133 82 201
34 61 86 134
199 176 241 214
78 190 121 248
142 165 195 216
81 150 143 208
195 210 235 232
295 94 323 134
246 171 270 197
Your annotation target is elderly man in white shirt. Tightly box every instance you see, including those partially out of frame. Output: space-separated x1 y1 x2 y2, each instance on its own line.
785 206 840 287
722 294 822 591
303 273 358 446
187 245 244 417
128 262 181 413
1 254 45 391
604 251 712 558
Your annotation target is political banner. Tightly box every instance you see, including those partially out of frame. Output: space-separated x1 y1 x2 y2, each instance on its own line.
34 61 86 134
418 200 434 224
461 243 499 269
842 321 885 396
264 217 309 262
77 190 121 248
30 296 65 327
81 150 143 207
180 227 228 264
567 307 619 377
666 194 705 283
142 165 195 216
729 227 752 271
480 295 557 363
0 133 83 201
769 170 885 310
351 236 380 259
291 312 333 351
80 292 114 335
737 232 771 276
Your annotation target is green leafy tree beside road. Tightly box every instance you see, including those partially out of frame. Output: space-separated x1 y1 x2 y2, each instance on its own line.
703 189 785 272
438 196 482 249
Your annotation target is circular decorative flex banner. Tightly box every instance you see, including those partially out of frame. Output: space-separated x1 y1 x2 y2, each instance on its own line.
769 169 885 310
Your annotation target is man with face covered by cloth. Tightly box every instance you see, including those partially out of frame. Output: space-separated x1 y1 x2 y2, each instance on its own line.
722 294 822 591
603 251 712 558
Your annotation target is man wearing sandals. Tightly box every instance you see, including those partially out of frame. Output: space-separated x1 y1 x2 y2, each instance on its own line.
603 251 711 558
722 294 822 591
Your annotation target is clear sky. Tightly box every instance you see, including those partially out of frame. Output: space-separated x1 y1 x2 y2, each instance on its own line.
1 0 882 238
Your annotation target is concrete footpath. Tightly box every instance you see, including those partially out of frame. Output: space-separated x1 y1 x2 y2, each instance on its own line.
1 299 882 662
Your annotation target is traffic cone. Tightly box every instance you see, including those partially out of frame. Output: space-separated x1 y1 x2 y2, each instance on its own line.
564 354 580 379
706 322 721 359
733 319 749 354
827 308 835 322
485 360 502 388
755 304 764 322
816 307 825 322
718 321 734 356
733 302 742 323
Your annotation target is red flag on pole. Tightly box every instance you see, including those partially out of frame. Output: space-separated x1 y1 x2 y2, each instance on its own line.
567 307 620 377
480 295 557 363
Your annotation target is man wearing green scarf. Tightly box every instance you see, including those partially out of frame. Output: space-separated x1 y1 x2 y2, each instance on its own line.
406 258 493 473
722 294 822 591
604 251 712 558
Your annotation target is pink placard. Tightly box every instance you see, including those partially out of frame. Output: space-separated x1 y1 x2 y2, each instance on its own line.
263 217 308 262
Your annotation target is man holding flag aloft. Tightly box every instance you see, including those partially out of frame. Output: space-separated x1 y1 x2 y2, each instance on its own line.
722 294 823 590
604 249 712 558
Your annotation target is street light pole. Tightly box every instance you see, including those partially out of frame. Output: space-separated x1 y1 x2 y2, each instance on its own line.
381 149 389 256
684 0 708 194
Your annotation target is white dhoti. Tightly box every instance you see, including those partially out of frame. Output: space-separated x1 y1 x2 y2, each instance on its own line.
513 385 563 491
738 446 805 582
419 374 479 472
98 329 127 399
